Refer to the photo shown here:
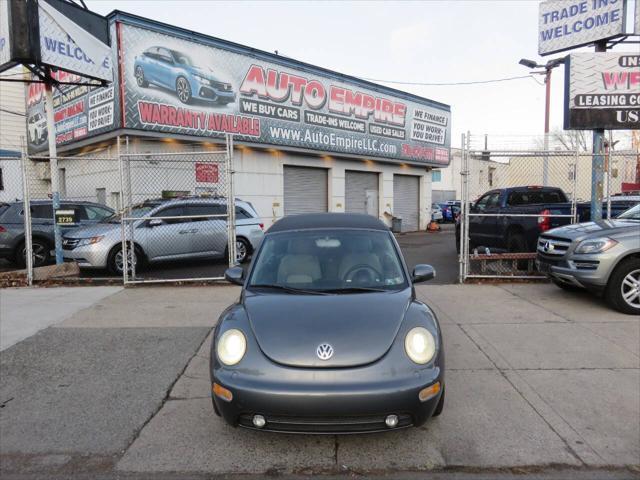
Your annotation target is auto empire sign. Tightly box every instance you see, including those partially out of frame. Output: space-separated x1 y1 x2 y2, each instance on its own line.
538 0 628 56
120 23 451 166
565 52 640 130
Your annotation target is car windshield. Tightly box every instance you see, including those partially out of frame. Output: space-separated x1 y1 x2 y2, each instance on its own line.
172 51 194 66
103 203 157 223
248 229 407 293
617 204 640 220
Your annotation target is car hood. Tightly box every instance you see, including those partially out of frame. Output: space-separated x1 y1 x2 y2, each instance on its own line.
63 222 120 239
187 65 223 82
546 219 640 240
243 289 411 368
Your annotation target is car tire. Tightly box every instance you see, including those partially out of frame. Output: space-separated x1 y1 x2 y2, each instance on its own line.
108 243 143 276
432 384 445 417
507 231 527 253
135 66 148 87
176 76 192 104
605 258 640 315
15 238 51 268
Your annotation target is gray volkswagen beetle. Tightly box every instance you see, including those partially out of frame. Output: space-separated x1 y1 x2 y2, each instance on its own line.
210 213 444 433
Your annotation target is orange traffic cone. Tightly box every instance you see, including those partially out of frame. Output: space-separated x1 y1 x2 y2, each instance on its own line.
427 220 441 232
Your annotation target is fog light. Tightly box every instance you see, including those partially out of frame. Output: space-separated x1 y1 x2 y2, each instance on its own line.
252 414 266 428
419 382 441 402
212 383 233 402
385 414 399 428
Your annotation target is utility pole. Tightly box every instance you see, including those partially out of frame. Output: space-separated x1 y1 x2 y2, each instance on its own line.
44 70 63 265
543 65 552 186
590 40 607 222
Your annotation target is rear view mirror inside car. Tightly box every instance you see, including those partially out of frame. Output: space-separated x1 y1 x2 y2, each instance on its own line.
315 237 341 248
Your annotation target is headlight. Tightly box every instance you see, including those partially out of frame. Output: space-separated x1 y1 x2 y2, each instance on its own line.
194 74 211 86
574 237 618 254
405 327 436 365
77 236 104 247
217 329 246 366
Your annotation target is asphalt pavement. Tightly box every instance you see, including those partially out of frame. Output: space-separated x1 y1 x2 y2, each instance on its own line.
0 282 638 479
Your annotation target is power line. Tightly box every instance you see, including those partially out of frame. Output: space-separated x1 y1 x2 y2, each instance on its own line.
359 74 535 86
0 108 26 117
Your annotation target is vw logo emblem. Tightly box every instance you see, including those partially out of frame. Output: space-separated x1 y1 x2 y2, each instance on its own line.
543 241 554 253
316 343 333 360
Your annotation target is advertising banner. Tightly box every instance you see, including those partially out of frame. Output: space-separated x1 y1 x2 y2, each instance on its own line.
636 0 640 33
0 0 11 69
25 22 120 152
564 52 640 130
120 23 451 166
538 0 627 56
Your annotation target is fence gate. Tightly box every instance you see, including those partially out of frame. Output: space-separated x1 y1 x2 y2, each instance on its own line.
119 141 235 284
457 132 629 282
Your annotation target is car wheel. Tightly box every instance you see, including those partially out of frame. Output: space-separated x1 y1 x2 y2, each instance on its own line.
108 244 142 276
605 258 640 315
176 77 192 104
135 66 148 87
507 232 527 253
15 239 50 268
432 384 445 417
235 238 251 264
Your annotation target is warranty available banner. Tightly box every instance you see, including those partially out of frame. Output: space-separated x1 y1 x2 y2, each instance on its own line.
120 23 451 165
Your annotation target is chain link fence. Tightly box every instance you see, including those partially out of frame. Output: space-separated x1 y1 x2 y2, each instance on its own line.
458 133 640 281
0 137 238 285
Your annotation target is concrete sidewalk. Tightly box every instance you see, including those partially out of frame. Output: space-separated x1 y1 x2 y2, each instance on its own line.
0 283 638 478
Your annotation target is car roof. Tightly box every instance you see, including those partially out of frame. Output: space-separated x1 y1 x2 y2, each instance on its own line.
268 213 389 233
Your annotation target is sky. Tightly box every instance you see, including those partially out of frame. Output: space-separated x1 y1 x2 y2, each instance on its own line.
87 0 636 149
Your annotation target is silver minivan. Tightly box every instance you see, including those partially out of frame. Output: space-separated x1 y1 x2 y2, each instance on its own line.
62 198 264 274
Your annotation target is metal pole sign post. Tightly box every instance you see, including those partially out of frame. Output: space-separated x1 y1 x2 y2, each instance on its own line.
44 77 64 264
590 41 607 222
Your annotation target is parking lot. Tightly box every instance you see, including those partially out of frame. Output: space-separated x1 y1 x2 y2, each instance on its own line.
0 279 637 479
0 225 461 284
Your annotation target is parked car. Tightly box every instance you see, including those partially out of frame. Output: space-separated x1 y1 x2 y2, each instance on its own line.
455 186 638 253
27 112 47 145
431 203 443 222
62 198 263 274
536 203 640 315
134 47 236 105
0 200 114 268
438 203 454 222
211 213 444 432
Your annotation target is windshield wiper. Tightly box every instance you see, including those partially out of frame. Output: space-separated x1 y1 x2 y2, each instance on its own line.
249 284 329 295
320 286 389 294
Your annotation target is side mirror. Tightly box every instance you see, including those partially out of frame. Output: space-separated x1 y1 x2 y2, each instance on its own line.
148 218 163 227
224 266 245 286
412 264 435 284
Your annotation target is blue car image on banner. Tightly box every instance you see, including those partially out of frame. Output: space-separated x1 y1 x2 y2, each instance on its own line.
134 47 236 105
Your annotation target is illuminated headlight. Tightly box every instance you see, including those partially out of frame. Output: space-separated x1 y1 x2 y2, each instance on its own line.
574 237 618 254
77 236 104 247
217 329 246 366
194 74 211 86
405 327 436 365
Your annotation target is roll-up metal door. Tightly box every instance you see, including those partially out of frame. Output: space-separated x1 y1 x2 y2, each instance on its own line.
345 170 379 216
283 166 328 215
393 174 420 232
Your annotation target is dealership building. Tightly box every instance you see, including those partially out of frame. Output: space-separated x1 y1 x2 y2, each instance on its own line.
25 11 452 231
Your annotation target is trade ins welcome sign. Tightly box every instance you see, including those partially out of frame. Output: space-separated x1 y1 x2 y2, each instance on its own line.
120 22 451 166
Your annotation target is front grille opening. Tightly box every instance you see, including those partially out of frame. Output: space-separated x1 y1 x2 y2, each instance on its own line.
238 413 413 433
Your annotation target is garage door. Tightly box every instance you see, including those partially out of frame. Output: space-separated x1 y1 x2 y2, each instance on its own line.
345 171 378 216
393 174 420 232
283 166 328 215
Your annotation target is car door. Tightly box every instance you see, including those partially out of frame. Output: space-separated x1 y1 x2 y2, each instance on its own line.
140 205 193 261
155 48 175 88
186 203 227 258
469 191 500 247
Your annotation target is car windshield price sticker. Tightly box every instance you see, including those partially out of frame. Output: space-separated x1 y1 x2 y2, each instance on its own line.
55 209 76 225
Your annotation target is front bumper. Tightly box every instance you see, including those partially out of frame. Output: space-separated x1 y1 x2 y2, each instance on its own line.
196 85 236 103
536 251 615 293
212 362 443 434
62 242 110 269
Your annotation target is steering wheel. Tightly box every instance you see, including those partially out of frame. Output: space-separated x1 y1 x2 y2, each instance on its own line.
343 264 383 285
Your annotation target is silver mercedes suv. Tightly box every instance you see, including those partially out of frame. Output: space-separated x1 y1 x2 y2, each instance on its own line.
62 197 264 275
536 203 640 315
